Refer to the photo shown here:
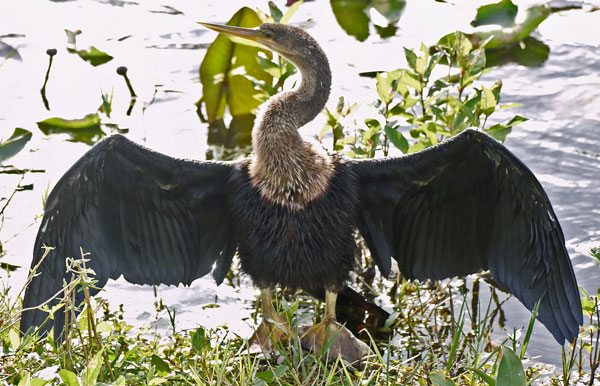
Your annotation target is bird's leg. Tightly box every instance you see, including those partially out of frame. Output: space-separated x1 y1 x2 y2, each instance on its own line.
300 290 370 366
249 289 293 353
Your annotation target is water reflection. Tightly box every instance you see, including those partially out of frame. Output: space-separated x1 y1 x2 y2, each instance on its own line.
330 0 406 41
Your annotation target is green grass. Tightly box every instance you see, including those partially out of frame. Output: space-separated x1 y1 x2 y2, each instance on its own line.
2 249 599 385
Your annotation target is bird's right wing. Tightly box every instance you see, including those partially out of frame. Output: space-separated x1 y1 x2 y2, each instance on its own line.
21 134 237 337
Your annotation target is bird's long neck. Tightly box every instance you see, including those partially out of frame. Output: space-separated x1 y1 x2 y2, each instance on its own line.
249 47 334 208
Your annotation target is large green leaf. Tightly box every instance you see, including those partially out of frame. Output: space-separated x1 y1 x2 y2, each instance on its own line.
0 128 32 164
37 114 104 145
496 346 526 386
199 7 272 123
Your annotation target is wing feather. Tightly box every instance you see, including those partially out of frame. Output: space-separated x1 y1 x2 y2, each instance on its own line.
21 134 238 338
350 129 582 343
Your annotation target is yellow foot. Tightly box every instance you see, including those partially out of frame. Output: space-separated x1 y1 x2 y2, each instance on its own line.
249 314 293 355
300 320 370 366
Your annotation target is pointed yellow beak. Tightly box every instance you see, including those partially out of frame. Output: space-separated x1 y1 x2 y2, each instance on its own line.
198 22 262 42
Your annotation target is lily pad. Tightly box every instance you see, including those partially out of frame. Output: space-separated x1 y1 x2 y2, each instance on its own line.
69 46 113 66
0 128 32 164
37 114 105 144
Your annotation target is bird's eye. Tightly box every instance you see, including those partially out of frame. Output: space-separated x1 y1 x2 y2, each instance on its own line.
263 30 274 39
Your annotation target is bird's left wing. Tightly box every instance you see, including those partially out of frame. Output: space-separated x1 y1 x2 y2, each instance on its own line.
349 129 582 344
21 134 237 338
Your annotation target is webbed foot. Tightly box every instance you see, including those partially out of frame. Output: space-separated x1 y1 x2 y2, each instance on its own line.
249 313 293 354
300 319 370 366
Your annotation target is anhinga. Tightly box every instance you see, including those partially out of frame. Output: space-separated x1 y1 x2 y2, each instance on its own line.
21 23 582 363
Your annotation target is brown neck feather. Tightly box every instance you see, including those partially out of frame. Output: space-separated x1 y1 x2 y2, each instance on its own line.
249 35 334 208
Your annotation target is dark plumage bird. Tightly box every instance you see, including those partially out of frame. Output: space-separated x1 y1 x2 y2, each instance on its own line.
21 23 582 361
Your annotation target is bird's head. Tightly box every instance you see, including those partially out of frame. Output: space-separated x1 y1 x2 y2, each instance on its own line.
199 22 321 66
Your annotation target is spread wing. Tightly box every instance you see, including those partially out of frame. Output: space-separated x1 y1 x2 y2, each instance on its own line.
351 129 582 344
21 134 237 338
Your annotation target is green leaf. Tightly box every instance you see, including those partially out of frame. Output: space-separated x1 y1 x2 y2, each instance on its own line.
581 297 596 316
268 1 283 22
191 327 210 352
150 354 170 376
0 128 32 164
58 369 80 386
496 346 526 386
470 368 495 385
384 124 408 153
498 103 522 110
414 43 429 75
8 328 20 351
430 371 456 386
71 46 113 66
407 140 428 154
364 119 382 143
399 72 422 92
424 51 442 80
256 365 288 381
330 0 370 42
148 379 167 385
376 73 394 105
404 47 417 72
95 321 112 333
83 350 104 385
37 114 104 145
112 376 126 386
505 115 528 127
416 122 440 145
485 124 511 142
480 85 497 116
18 373 31 386
199 7 272 124
100 90 113 118
30 379 49 386
382 311 400 330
